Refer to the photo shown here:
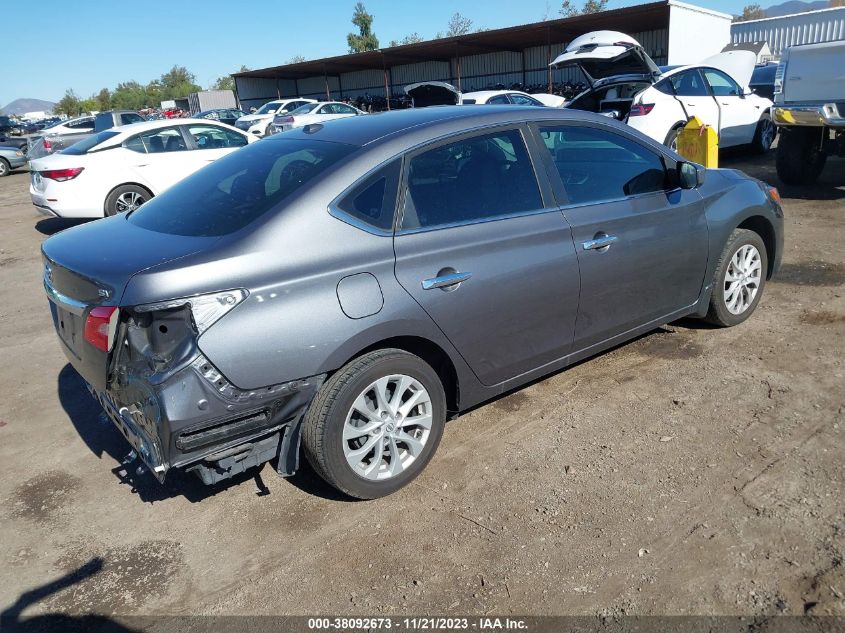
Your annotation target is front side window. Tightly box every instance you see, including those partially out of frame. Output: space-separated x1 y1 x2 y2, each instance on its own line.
538 125 668 204
187 124 248 149
336 160 401 231
703 69 740 97
487 95 510 105
128 138 356 236
669 70 709 97
401 128 542 230
124 127 186 153
120 113 144 125
333 104 358 114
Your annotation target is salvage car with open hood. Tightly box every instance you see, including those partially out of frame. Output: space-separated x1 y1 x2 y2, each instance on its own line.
552 31 775 152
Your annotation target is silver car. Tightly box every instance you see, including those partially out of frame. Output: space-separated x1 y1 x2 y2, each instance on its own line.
42 106 784 499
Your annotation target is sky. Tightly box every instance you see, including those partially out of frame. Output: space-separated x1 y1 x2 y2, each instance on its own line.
3 0 755 109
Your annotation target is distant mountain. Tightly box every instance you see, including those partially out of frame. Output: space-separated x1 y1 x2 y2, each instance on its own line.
765 0 831 17
0 98 56 116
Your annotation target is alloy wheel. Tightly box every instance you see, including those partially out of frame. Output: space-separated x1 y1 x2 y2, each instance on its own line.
342 374 433 481
761 120 775 149
115 191 146 213
724 244 762 315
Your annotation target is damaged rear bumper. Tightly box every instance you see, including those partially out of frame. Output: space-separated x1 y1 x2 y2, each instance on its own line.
91 353 324 485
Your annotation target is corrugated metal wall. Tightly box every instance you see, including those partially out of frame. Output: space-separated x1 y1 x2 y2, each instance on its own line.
236 27 670 103
731 7 845 56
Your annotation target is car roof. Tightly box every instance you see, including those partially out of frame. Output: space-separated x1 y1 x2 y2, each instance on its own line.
273 105 589 148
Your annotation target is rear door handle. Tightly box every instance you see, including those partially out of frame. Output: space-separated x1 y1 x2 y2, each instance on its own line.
582 235 618 251
421 271 472 290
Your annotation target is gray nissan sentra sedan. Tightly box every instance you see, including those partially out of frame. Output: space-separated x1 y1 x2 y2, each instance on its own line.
42 106 783 499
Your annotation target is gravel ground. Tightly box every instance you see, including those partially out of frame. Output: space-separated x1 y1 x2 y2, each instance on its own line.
0 149 842 625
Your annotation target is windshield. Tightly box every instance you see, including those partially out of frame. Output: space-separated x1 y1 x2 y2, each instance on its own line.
127 137 356 237
290 104 319 116
256 102 282 115
61 130 121 155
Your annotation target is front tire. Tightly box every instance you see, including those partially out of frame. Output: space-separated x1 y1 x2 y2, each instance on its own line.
302 349 447 499
104 184 151 217
776 127 826 185
664 125 683 152
0 158 9 177
705 229 768 327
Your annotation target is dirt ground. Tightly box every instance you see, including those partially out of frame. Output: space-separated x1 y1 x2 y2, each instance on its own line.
0 148 843 626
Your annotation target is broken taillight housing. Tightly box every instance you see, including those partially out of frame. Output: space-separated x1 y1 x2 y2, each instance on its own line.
629 104 655 117
84 306 120 352
134 289 248 334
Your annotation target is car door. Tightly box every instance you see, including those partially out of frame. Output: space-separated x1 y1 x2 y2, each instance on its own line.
702 68 760 147
532 122 709 350
185 123 248 166
667 69 720 132
123 126 193 193
393 126 581 386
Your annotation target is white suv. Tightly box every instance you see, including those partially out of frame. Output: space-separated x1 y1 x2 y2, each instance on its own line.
234 99 317 137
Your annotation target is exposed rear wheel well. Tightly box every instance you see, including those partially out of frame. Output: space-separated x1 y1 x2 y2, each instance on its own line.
354 336 459 414
737 215 776 279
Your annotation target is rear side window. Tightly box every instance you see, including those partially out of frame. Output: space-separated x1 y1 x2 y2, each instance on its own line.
67 118 94 130
669 69 709 97
538 125 668 204
120 113 144 125
335 160 401 231
128 138 355 236
401 128 542 230
124 127 186 153
186 124 248 149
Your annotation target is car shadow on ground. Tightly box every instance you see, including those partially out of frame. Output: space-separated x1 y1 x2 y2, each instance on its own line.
35 217 91 236
57 363 353 503
720 148 845 201
0 558 142 633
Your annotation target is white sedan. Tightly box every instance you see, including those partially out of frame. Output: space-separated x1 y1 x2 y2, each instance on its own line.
552 31 775 152
461 90 566 107
270 101 366 133
29 119 252 218
234 98 317 137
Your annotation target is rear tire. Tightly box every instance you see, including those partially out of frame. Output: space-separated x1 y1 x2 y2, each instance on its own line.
776 127 826 185
0 158 9 177
751 114 775 154
705 229 768 327
302 349 447 499
104 184 151 217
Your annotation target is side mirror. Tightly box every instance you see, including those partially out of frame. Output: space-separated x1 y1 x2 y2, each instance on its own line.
678 161 705 189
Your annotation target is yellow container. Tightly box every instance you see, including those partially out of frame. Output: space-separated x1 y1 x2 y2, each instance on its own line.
676 116 718 168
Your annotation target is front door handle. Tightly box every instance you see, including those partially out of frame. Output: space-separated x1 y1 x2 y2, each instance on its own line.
421 271 472 290
582 235 619 251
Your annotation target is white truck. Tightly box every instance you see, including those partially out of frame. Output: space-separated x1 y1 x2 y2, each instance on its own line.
772 39 845 185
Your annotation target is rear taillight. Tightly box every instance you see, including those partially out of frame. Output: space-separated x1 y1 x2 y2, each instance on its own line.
629 104 655 116
84 306 119 352
42 138 52 152
774 59 786 96
41 167 84 181
280 116 294 123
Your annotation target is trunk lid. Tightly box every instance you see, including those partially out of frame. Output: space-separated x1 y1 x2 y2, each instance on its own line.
550 30 661 87
405 81 462 107
698 50 757 90
42 215 219 390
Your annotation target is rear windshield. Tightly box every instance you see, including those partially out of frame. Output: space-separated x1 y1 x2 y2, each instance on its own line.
256 102 282 114
62 130 121 155
127 137 356 237
289 104 319 115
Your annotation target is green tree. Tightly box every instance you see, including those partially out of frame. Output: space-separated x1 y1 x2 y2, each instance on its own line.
96 88 111 111
559 0 579 16
287 55 306 63
55 89 81 117
734 3 765 21
347 2 379 53
582 0 607 12
158 65 201 101
446 12 473 36
388 33 424 46
79 97 99 113
111 81 149 110
559 0 607 16
211 66 250 91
